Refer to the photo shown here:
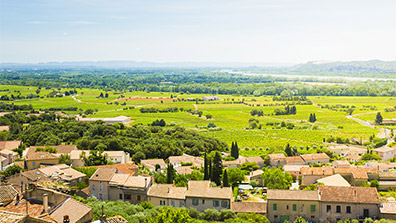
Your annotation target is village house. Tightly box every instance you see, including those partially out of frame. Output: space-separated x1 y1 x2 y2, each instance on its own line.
202 96 221 101
24 150 59 170
1 185 93 223
147 184 187 207
231 202 267 215
286 156 305 165
89 167 152 203
97 163 139 176
318 185 380 222
327 145 367 157
108 174 152 204
29 145 77 157
378 172 396 190
364 161 396 172
346 154 362 163
0 149 18 168
185 181 232 212
141 158 166 172
380 202 396 220
222 157 247 168
37 164 86 187
333 167 378 186
248 169 264 186
246 156 265 168
333 160 351 168
316 174 351 187
168 154 204 168
0 140 21 152
373 146 395 161
7 169 56 187
268 153 287 167
300 166 333 186
283 164 309 179
267 189 320 223
301 153 330 165
70 150 130 167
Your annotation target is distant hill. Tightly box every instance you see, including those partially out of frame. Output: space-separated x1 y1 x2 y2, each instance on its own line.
290 60 396 74
0 61 291 69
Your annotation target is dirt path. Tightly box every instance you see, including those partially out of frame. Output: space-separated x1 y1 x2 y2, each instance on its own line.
193 104 198 110
72 95 81 103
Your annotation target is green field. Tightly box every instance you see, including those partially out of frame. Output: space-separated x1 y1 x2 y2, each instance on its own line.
2 85 391 156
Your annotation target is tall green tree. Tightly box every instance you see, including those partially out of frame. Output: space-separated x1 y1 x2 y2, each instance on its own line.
208 159 212 180
230 142 235 158
166 164 175 184
262 167 293 189
285 143 292 156
212 151 223 186
204 153 209 180
375 112 383 125
223 169 229 187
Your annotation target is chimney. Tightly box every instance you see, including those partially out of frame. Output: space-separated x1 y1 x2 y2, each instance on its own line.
354 190 357 197
43 194 48 213
145 178 148 187
63 215 70 223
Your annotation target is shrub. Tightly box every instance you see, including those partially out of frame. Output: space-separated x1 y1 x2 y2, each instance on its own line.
200 209 220 221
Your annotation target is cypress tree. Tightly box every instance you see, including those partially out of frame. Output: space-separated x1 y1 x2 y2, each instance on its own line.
285 143 292 156
235 141 239 159
309 113 313 122
204 153 209 180
230 142 235 158
223 169 229 187
212 151 223 186
208 159 212 180
166 164 175 184
313 113 316 122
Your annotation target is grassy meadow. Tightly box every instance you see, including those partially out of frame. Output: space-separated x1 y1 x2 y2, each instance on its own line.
2 85 393 156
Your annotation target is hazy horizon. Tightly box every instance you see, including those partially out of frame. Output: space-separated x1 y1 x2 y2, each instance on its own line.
1 0 395 63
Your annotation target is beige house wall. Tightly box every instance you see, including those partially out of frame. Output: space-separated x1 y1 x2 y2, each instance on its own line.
381 213 396 220
148 196 185 208
320 202 379 222
108 186 148 204
303 158 329 165
302 175 325 186
76 211 93 223
25 158 59 170
270 159 286 167
185 197 231 212
89 180 109 201
267 199 320 223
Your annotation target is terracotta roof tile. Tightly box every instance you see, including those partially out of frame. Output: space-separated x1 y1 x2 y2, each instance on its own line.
186 181 232 199
90 168 116 181
50 198 92 223
380 202 396 214
0 185 18 206
148 184 187 200
231 202 267 214
97 163 138 176
0 141 21 151
301 166 333 176
268 189 319 200
268 153 286 160
25 150 58 161
318 185 379 204
286 156 305 164
301 153 330 161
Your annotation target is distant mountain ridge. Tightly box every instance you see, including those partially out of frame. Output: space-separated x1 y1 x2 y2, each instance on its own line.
0 61 291 69
290 60 396 74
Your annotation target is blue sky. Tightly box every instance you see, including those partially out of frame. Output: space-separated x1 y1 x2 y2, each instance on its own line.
0 0 395 63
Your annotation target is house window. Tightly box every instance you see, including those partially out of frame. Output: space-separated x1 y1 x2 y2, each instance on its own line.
179 201 184 207
326 205 331 213
92 185 96 191
171 201 175 207
92 193 96 197
311 205 316 212
202 200 205 204
293 204 297 211
125 194 131 200
336 205 341 213
213 201 219 207
79 178 82 182
273 204 277 211
99 193 103 200
286 205 289 210
221 201 228 208
160 200 166 205
274 215 278 218
311 216 315 219
192 199 199 206
137 195 141 201
119 194 123 200
33 162 36 166
99 185 102 191
346 206 351 213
